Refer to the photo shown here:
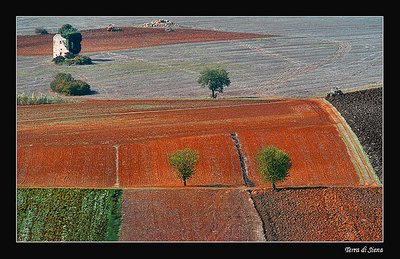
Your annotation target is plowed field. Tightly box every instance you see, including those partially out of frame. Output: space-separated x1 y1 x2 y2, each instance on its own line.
17 27 270 56
251 187 382 241
120 188 265 241
17 98 377 188
17 145 116 188
118 134 242 187
16 98 329 147
237 125 360 188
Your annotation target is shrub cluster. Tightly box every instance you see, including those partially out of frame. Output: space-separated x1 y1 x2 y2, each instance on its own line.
35 28 48 34
17 92 65 106
53 54 92 66
50 73 91 96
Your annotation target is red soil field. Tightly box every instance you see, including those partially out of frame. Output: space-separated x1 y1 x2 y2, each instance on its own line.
16 99 283 123
16 98 369 188
17 27 271 56
17 145 116 188
120 188 265 241
118 134 242 187
17 99 330 147
237 125 360 188
251 187 382 241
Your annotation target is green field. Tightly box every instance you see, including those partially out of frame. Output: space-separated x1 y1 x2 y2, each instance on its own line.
17 188 122 241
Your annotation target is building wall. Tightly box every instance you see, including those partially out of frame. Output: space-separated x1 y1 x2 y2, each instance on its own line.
53 34 69 58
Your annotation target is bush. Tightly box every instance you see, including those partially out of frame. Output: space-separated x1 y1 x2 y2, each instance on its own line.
50 73 91 96
54 55 92 66
35 28 48 34
67 80 91 96
67 55 92 65
17 92 66 106
63 52 75 59
52 55 65 64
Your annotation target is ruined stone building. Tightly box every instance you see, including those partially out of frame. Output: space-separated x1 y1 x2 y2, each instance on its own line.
52 34 69 58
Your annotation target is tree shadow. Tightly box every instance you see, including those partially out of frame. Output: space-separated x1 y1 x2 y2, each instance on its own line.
191 184 235 188
276 186 329 192
81 90 99 95
91 58 114 63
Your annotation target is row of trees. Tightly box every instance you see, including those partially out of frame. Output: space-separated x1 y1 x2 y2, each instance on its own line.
169 146 291 190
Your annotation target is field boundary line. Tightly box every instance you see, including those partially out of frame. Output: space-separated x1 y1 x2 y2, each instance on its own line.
319 99 381 186
244 190 267 241
322 99 380 185
320 99 372 185
114 144 119 187
230 132 253 187
333 122 366 186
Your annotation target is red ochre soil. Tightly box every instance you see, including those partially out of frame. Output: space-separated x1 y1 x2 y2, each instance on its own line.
250 187 382 241
120 188 265 241
17 145 116 188
17 98 367 188
238 125 360 188
17 98 382 242
17 27 271 56
118 134 243 187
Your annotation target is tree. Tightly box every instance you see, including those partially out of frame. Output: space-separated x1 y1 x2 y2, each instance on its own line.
58 24 78 38
197 68 231 98
168 148 199 186
255 146 292 191
50 73 91 96
58 24 82 55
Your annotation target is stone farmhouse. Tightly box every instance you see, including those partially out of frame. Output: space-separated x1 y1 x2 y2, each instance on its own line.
53 34 70 58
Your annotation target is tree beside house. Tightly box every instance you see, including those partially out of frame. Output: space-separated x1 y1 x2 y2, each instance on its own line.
52 24 82 58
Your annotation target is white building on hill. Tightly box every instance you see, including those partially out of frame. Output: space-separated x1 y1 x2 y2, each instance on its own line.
53 34 69 58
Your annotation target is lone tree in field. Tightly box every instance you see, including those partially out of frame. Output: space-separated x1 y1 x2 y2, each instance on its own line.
197 68 231 98
256 146 292 191
168 148 199 186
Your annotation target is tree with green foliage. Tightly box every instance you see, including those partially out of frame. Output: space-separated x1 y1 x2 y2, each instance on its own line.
255 145 292 191
197 68 231 98
168 148 199 186
50 73 91 96
58 24 82 54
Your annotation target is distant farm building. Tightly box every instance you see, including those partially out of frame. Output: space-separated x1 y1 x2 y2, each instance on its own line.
53 32 82 58
53 34 69 58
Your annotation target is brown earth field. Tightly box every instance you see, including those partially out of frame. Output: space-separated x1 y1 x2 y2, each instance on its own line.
16 27 271 56
17 98 379 188
250 187 382 241
120 188 265 241
16 98 382 242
